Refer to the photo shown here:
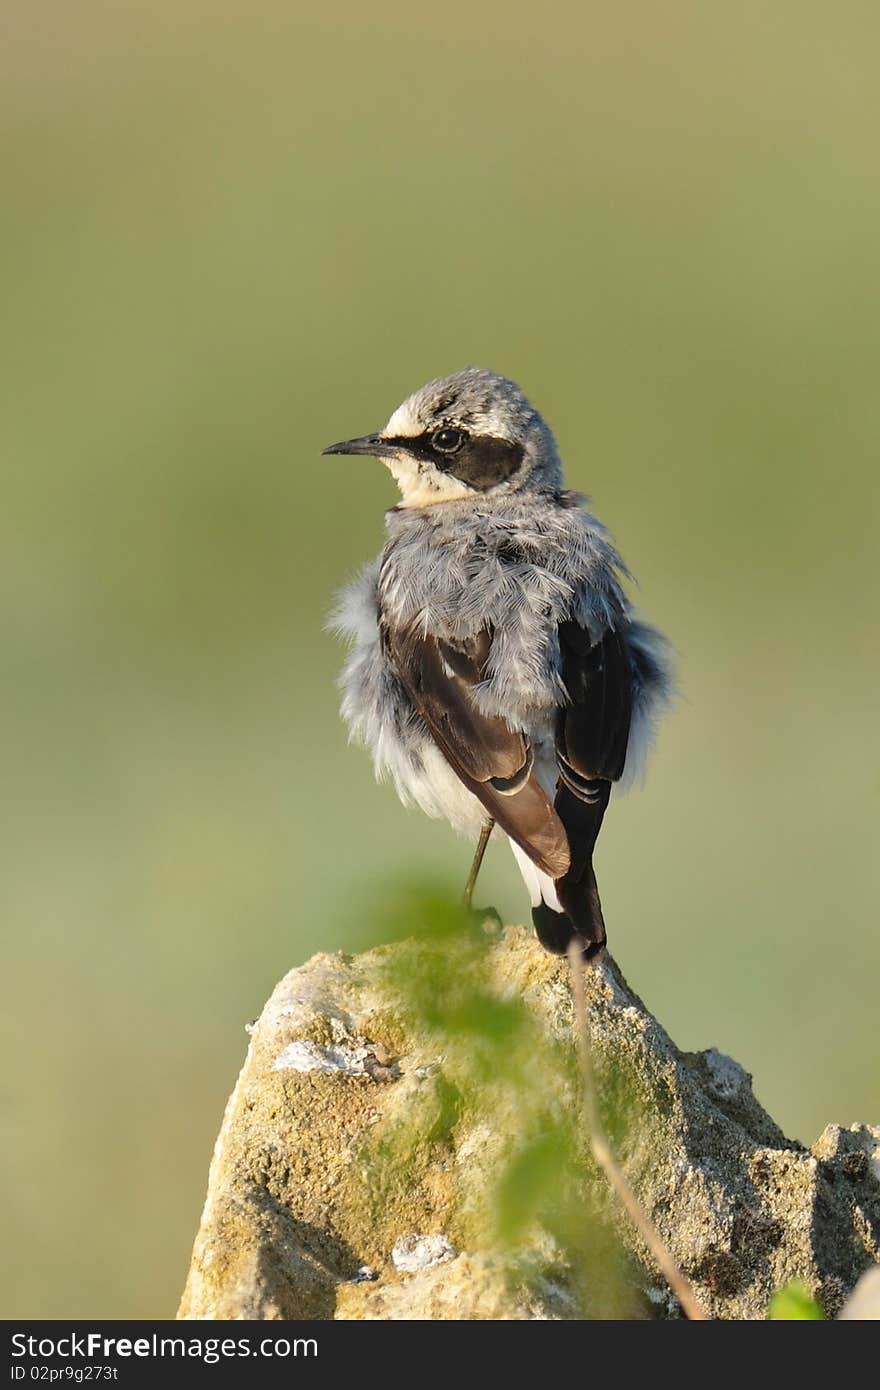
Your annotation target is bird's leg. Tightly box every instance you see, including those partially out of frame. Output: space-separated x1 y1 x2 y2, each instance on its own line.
463 818 495 910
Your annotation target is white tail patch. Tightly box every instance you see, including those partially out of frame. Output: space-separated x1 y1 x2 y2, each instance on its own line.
508 837 562 912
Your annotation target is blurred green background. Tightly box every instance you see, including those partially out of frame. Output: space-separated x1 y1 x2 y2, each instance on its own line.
1 1 877 1318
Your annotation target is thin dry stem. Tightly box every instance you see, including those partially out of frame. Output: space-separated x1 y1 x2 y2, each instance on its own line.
462 818 494 909
566 941 708 1321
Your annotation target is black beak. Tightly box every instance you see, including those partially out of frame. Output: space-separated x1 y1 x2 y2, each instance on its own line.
322 432 396 458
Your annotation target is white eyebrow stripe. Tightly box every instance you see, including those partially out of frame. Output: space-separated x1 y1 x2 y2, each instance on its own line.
383 399 423 439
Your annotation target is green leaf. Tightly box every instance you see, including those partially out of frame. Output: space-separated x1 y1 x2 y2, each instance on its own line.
494 1126 572 1244
768 1280 824 1320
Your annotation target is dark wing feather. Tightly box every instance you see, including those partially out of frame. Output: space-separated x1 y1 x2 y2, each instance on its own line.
556 621 632 784
552 622 634 948
385 624 570 879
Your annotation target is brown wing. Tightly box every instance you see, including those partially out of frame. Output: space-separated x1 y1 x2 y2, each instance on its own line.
384 623 570 879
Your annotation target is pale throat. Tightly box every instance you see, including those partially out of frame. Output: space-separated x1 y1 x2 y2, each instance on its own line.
384 455 473 509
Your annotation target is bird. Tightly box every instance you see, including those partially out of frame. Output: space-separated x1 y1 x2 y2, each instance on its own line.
326 368 672 959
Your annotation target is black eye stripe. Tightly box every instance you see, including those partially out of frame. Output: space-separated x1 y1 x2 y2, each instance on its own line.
381 432 525 491
444 436 524 490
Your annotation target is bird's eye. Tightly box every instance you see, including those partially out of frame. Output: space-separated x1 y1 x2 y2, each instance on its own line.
431 426 466 454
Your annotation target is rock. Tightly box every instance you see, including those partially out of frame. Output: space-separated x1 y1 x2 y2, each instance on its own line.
178 925 880 1320
391 1233 456 1273
336 1251 573 1320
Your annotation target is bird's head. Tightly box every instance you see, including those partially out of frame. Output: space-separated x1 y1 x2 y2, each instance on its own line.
323 367 563 507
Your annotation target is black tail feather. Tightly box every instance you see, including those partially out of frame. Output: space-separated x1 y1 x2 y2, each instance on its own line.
530 781 610 958
532 864 606 960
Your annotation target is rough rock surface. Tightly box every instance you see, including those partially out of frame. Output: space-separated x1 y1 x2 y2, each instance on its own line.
178 926 879 1320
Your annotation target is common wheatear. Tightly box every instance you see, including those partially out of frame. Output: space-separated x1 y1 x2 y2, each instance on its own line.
327 368 672 958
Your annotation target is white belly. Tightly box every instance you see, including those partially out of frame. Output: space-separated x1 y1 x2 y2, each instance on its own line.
386 739 488 839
